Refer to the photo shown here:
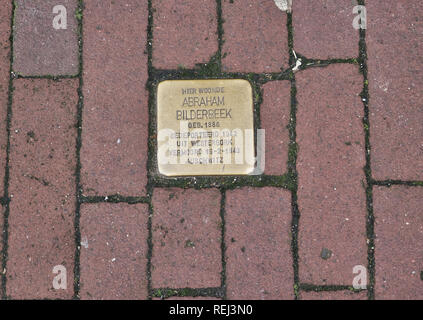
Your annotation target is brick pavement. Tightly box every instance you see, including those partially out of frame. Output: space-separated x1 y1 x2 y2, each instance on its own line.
0 0 421 300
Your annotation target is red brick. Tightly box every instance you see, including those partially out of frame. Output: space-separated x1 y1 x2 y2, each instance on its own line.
225 187 293 300
0 1 11 198
13 0 79 76
7 79 78 299
153 0 218 69
261 81 291 175
300 290 367 300
0 207 3 272
368 1 423 180
81 0 149 196
155 297 220 301
293 0 358 59
151 188 222 288
373 186 423 300
296 65 367 285
222 0 289 73
80 203 149 300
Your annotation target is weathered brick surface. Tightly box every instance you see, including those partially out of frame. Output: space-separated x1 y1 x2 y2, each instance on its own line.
368 1 423 181
0 207 3 272
296 65 367 285
151 188 222 288
153 0 218 69
0 1 11 197
80 203 149 300
373 186 423 300
222 0 289 73
293 0 358 59
300 290 367 300
81 0 149 196
225 187 293 300
13 0 79 76
261 81 291 175
7 79 78 299
155 297 220 301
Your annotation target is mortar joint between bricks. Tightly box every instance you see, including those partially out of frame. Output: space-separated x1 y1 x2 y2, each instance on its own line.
71 0 86 300
356 10 375 300
1 0 18 300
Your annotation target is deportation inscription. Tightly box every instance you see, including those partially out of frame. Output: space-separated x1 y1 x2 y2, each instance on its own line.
157 79 255 176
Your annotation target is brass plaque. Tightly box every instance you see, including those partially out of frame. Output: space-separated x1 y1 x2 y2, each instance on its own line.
157 79 255 176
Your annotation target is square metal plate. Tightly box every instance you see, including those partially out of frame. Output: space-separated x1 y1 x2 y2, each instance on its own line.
157 79 255 176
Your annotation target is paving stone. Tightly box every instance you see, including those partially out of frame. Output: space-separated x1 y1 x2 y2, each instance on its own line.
373 186 423 300
300 290 367 300
261 81 291 175
296 65 367 285
80 203 149 300
222 0 289 73
151 188 222 288
367 1 423 181
0 1 12 197
0 207 3 273
7 79 78 299
153 0 218 69
225 187 293 300
293 0 359 59
81 0 149 196
13 0 79 76
155 297 220 300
